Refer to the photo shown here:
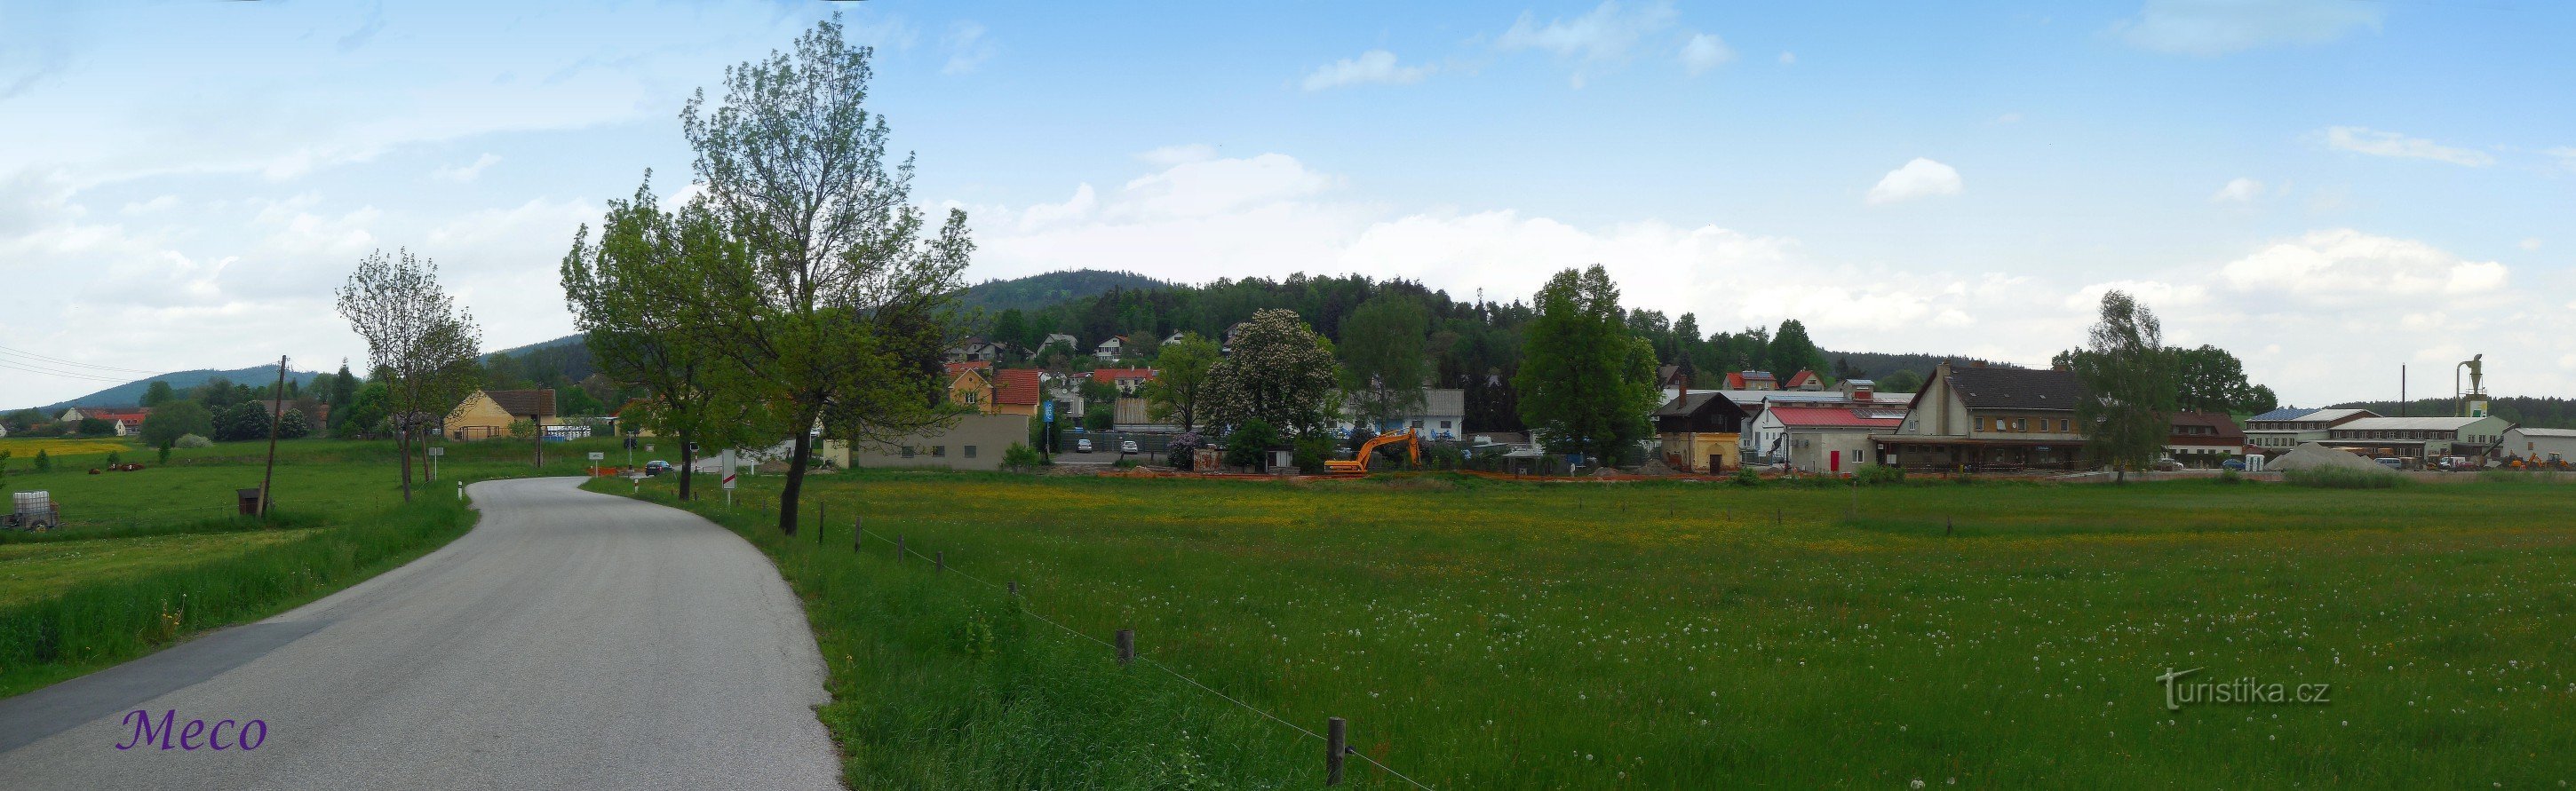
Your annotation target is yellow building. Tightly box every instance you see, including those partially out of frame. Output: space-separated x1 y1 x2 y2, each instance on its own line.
944 363 1041 417
447 389 560 440
1652 392 1750 472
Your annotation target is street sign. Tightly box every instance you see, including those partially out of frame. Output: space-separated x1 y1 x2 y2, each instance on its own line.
587 452 606 461
718 449 738 490
426 447 444 457
1043 399 1054 423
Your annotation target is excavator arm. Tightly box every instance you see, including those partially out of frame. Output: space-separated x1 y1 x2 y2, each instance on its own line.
1325 428 1421 474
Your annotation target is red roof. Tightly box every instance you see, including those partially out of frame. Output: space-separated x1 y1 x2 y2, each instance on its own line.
944 360 992 376
2167 411 2246 446
991 368 1043 406
1785 370 1821 388
1766 406 1906 429
1089 368 1157 383
85 408 148 425
1725 371 1776 389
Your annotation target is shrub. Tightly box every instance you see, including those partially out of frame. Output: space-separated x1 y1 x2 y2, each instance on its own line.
104 451 123 467
175 433 215 448
1164 432 1205 470
1292 433 1335 474
1001 443 1043 471
2217 468 2243 485
1854 463 1905 486
1221 420 1277 469
33 450 50 472
1731 467 1761 486
2285 466 2403 489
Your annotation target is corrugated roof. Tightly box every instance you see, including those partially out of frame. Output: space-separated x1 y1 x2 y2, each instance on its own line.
2300 408 2375 423
1945 366 2085 411
2337 416 2494 431
2509 427 2576 438
1767 406 1904 428
2246 407 2316 423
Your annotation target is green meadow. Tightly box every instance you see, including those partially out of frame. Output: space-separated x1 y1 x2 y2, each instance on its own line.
609 471 2576 789
0 436 624 697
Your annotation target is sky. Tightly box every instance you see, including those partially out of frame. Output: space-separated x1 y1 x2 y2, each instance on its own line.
2 0 2571 409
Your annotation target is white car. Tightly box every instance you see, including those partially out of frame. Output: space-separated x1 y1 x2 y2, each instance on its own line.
1075 438 1093 453
1120 440 1141 455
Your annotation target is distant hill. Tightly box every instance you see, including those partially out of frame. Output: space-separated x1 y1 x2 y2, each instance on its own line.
960 269 1173 314
483 334 585 361
28 366 324 412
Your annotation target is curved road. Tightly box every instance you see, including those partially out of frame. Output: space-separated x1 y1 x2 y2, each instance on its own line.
0 478 840 790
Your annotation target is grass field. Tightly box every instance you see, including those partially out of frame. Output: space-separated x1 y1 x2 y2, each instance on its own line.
0 436 622 698
604 471 2576 788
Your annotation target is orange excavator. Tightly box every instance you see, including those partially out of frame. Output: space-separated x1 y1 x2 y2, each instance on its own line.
1326 428 1421 474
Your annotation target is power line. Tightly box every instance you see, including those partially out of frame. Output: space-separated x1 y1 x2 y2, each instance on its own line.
0 358 131 383
0 344 165 376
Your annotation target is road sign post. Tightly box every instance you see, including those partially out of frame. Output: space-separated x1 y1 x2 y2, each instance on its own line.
587 451 606 477
1041 400 1055 463
427 446 444 482
719 449 738 507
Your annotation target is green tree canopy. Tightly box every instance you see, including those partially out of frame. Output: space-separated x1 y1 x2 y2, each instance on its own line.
1767 319 1827 381
140 401 214 447
141 381 176 407
1337 293 1431 430
213 402 273 442
2071 290 2179 479
1204 309 1342 437
1514 265 1660 464
1141 332 1220 432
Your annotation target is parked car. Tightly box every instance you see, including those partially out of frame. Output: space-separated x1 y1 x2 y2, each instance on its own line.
1075 438 1094 453
2220 458 2246 471
2373 457 2405 470
644 460 672 476
1120 439 1140 455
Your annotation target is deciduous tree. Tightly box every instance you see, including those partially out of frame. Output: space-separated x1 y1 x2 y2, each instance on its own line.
1515 265 1659 465
140 401 214 449
336 248 483 502
1204 309 1341 437
1337 294 1430 431
2071 290 2178 481
1141 332 1219 432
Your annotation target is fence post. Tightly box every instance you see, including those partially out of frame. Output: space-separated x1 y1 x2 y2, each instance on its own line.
854 516 863 551
1115 629 1135 665
1326 716 1348 786
935 550 945 573
897 535 905 561
1007 581 1018 597
819 502 827 545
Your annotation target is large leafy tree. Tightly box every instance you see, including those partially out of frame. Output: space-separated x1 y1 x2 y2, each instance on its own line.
563 178 759 502
2071 290 2178 480
2174 344 2276 415
1204 308 1341 437
1141 332 1220 432
1515 265 1660 464
336 249 482 502
1336 293 1430 431
140 401 214 448
1767 319 1828 380
678 14 972 534
213 402 272 442
141 381 176 407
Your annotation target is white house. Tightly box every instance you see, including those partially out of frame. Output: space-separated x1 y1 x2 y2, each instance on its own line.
1039 333 1079 355
1093 336 1126 360
2244 407 2377 455
1335 388 1467 440
2501 427 2576 463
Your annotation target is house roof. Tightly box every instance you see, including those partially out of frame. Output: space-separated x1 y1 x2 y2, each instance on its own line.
1767 406 1904 429
485 389 557 417
991 368 1043 406
1089 368 1157 382
1944 365 2085 411
943 360 992 376
2336 416 2496 431
2246 407 2318 423
2509 427 2576 438
2167 411 2246 443
2296 408 2375 423
1785 370 1821 388
1724 370 1776 389
1654 391 1751 421
84 408 148 423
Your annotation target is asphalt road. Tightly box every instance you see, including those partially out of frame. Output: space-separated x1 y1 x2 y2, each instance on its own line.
0 478 841 790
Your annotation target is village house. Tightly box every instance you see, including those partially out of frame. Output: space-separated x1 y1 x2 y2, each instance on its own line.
822 414 1029 471
2243 407 2378 455
1754 405 1910 474
1653 391 1752 472
1723 370 1778 391
944 337 1006 363
447 390 559 440
1783 370 1825 391
1093 336 1126 360
1333 388 1468 440
2164 411 2249 467
947 363 1043 417
1735 378 1911 463
1873 360 2088 472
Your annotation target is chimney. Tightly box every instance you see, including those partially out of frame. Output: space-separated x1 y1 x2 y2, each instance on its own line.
1969 360 1987 368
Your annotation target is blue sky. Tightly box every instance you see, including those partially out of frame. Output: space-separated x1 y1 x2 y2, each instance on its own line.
2 0 2571 408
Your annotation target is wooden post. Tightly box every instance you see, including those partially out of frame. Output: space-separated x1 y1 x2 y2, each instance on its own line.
854 516 863 551
258 355 286 518
897 535 905 561
1944 517 1954 536
819 502 827 545
1007 581 1018 596
935 550 945 573
1325 716 1348 785
1115 629 1135 664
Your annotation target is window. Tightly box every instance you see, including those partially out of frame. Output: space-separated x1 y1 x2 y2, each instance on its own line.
900 446 915 458
1440 420 1452 430
965 445 978 458
1411 420 1424 429
2014 418 2027 431
932 446 947 457
1977 417 1988 431
2059 419 2071 432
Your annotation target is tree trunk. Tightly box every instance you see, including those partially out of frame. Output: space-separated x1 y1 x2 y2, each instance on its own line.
777 431 811 536
677 430 695 502
397 422 415 502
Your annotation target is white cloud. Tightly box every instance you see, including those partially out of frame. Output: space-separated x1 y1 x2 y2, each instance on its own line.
2323 127 2493 167
2210 177 2264 203
2548 146 2576 172
2219 229 2508 301
1136 144 1219 167
2113 0 2381 56
1113 153 1342 219
120 194 179 215
1300 50 1435 91
942 21 996 75
1679 34 1734 75
1865 158 1963 205
431 153 502 183
2520 237 2542 251
1496 0 1679 86
1992 112 2023 124
1777 51 1796 66
2064 280 2208 312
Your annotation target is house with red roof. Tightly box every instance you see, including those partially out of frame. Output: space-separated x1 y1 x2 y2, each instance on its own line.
949 366 1044 417
1748 405 1910 473
2165 411 2249 468
83 407 149 437
1088 367 1157 396
1783 369 1825 391
1723 370 1777 391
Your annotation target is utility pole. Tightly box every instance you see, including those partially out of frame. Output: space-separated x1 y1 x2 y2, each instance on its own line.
260 355 287 518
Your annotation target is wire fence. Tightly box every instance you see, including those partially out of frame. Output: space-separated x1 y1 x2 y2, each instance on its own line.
846 525 1438 790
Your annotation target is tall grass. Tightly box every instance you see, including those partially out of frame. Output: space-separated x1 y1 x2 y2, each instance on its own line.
0 499 475 697
2284 465 2405 489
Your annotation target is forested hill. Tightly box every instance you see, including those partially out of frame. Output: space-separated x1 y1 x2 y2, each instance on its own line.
32 366 323 412
2326 397 2576 430
961 270 1173 313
